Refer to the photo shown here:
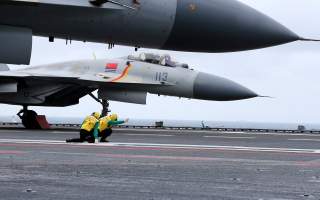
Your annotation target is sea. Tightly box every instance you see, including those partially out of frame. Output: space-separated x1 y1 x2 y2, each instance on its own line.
1 115 320 131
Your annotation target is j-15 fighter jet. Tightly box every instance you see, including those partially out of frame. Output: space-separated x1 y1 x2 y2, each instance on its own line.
0 53 257 129
0 0 317 65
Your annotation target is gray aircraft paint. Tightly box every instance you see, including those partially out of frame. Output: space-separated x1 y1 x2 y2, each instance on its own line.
0 55 257 106
0 25 32 64
0 0 304 64
0 0 177 48
164 0 299 52
0 64 9 71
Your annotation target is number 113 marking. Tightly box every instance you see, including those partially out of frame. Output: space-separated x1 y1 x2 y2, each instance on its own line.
155 72 168 82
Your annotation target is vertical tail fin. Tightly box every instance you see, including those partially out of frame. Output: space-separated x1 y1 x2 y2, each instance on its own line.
0 64 9 71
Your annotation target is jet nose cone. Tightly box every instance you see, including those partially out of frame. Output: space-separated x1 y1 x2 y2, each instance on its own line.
233 2 299 50
164 0 299 52
194 73 258 101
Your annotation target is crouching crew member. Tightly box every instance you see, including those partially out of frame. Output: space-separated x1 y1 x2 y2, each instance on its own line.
94 114 129 142
66 112 100 143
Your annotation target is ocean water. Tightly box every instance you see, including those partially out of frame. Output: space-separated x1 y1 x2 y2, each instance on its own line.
1 115 320 131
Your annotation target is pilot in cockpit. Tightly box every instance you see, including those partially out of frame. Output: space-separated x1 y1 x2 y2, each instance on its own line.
160 54 175 67
128 53 189 69
133 0 140 5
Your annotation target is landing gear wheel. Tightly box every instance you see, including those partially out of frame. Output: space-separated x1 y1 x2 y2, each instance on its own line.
22 110 41 129
17 107 41 129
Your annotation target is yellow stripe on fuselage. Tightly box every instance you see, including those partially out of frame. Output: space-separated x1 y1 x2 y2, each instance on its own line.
111 64 132 82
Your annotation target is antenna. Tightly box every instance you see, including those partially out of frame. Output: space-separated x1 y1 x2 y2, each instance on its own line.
258 95 274 99
299 38 320 42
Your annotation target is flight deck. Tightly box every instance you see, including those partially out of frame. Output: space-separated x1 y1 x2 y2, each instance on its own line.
0 128 319 200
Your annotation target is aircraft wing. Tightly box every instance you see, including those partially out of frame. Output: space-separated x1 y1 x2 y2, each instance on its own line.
0 66 169 105
0 64 10 72
0 70 79 80
0 69 172 86
1 0 136 10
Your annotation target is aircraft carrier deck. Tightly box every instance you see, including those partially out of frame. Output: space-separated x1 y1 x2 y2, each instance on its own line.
0 128 319 200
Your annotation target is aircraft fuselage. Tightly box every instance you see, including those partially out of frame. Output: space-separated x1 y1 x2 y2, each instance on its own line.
0 0 298 53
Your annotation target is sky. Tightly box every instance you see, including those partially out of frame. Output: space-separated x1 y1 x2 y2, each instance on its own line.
3 0 320 123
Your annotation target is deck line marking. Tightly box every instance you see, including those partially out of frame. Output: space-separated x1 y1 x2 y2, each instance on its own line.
0 150 25 155
1 128 320 137
115 129 320 137
0 139 319 154
219 131 245 134
203 136 255 139
124 134 173 137
288 139 320 142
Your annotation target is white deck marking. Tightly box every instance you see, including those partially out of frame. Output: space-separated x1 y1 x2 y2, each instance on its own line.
203 136 256 139
0 139 62 144
288 138 320 142
115 129 320 137
49 131 78 134
124 134 173 137
0 139 319 154
219 131 245 134
4 130 26 133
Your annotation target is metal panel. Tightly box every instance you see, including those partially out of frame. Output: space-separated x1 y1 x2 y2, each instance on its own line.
0 82 17 93
4 0 126 9
0 64 9 71
0 25 32 64
0 0 177 49
98 88 147 105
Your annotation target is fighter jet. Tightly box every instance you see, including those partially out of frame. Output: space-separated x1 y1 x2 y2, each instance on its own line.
0 53 257 129
0 0 316 65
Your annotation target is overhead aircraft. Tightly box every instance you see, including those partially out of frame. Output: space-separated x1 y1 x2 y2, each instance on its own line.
0 0 317 65
0 53 257 129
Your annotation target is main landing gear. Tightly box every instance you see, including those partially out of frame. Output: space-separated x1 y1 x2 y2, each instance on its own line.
17 105 50 129
17 106 41 129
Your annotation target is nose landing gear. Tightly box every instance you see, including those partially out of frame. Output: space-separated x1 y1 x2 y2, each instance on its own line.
101 99 110 117
89 93 110 117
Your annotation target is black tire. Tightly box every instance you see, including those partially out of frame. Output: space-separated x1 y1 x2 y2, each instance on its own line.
22 110 41 129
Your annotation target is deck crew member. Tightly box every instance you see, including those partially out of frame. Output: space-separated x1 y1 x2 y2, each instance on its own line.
94 114 128 142
66 112 100 143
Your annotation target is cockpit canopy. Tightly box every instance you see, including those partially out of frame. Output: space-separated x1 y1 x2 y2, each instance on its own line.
128 53 189 69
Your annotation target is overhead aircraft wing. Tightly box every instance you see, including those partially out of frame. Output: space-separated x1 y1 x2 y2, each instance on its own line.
1 0 136 10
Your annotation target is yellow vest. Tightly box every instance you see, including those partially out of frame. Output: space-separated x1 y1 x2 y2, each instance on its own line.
99 116 111 131
81 116 98 132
